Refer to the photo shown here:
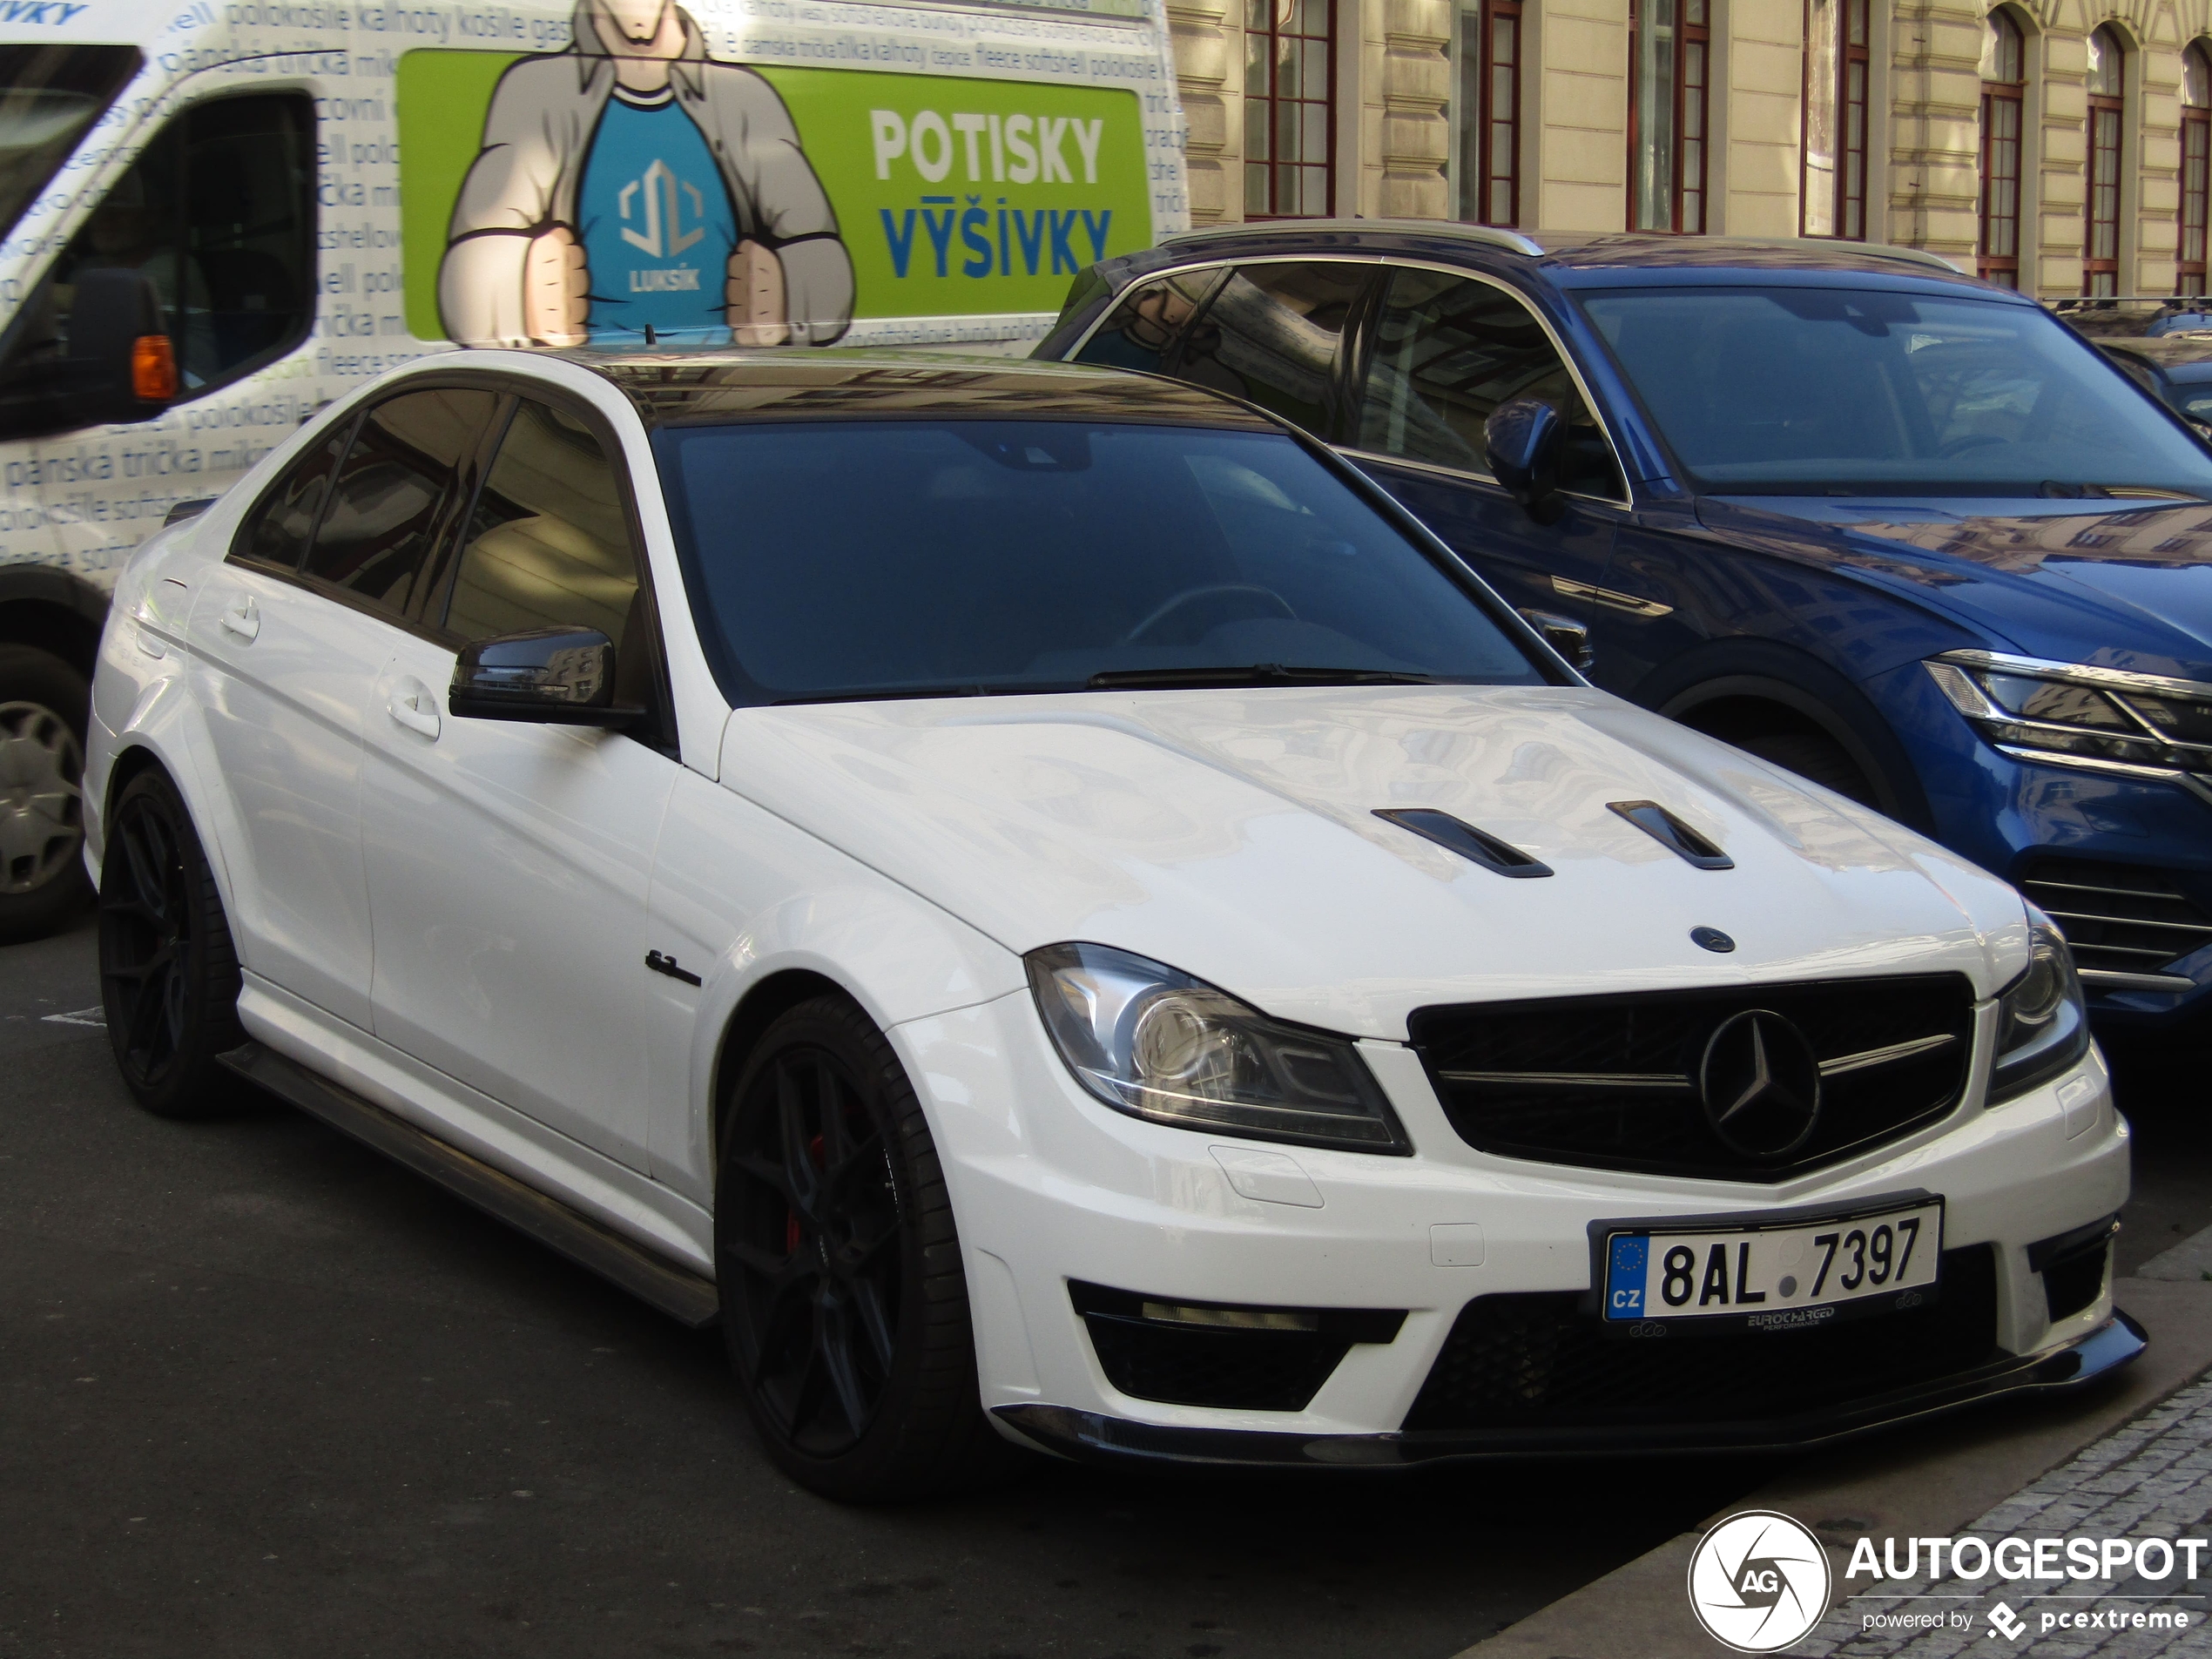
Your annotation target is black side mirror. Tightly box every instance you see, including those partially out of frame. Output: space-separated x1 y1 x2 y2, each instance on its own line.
69 267 177 424
1517 608 1595 673
1484 395 1566 521
449 628 641 726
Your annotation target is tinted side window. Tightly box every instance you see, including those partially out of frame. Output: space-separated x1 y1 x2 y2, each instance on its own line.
301 388 496 616
444 399 641 649
236 418 352 571
1356 269 1624 497
1072 268 1220 374
1175 262 1369 435
0 91 314 439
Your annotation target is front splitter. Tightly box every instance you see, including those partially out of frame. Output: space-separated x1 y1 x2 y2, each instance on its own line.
994 1310 2148 1468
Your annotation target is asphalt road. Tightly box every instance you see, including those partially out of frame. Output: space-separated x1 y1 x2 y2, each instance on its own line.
0 915 2202 1659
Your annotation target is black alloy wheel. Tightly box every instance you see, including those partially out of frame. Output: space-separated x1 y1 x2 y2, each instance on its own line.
715 995 1025 1501
98 766 243 1117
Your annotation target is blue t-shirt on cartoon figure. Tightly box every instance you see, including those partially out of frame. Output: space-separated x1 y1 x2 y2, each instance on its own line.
577 89 738 346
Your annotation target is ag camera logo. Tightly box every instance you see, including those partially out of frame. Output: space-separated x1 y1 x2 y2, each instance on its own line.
1688 1510 1833 1651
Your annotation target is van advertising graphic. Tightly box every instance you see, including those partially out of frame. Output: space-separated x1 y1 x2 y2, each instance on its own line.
398 39 1147 344
0 0 1184 579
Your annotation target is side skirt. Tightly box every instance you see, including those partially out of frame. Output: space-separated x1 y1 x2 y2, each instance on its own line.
218 1040 720 1329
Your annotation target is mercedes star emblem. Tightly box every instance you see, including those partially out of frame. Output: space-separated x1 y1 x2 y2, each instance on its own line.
1698 1009 1823 1159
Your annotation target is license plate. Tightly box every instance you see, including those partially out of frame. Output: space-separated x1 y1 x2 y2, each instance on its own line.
1600 1196 1943 1333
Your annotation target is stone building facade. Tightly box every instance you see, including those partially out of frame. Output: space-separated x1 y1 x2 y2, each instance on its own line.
1169 0 2212 298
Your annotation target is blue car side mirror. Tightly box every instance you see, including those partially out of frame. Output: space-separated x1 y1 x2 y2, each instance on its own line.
1485 395 1567 521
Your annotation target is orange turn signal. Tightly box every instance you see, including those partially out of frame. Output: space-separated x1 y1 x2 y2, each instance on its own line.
131 334 177 401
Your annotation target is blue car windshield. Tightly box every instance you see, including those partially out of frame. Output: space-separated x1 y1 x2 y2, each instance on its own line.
656 420 1545 705
1581 286 2212 497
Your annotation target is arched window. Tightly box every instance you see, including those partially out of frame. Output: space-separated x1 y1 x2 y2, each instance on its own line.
1456 0 1522 226
1629 0 1710 232
1803 0 1871 237
1979 9 2026 287
1245 0 1335 218
2182 42 2210 294
2084 24 2125 295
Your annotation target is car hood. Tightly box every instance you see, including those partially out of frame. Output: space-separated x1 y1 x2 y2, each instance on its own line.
1697 496 2212 680
718 686 2030 1041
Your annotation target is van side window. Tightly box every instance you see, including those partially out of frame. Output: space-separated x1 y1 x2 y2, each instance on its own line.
1354 269 1624 498
1072 269 1221 374
1174 262 1371 438
301 388 499 617
234 418 355 572
0 91 314 440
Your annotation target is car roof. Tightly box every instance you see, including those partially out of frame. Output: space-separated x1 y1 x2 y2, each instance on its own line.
1150 219 1993 291
551 348 1279 431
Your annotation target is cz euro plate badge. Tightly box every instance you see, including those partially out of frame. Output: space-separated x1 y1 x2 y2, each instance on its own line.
1600 1194 1943 1336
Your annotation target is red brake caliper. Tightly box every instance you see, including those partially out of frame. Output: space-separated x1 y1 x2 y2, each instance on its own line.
786 1132 828 1256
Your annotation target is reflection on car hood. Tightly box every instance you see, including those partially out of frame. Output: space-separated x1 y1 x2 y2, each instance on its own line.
1700 496 2212 678
718 685 2030 1040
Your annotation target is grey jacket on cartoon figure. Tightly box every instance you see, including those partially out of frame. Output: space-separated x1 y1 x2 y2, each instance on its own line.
437 0 854 347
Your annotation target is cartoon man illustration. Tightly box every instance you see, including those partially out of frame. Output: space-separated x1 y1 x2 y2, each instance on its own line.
438 0 854 348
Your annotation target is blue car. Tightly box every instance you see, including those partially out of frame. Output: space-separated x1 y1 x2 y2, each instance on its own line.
1035 223 2212 1031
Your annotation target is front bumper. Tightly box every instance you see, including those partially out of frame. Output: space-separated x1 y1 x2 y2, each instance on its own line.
995 1308 2145 1467
898 990 2134 1454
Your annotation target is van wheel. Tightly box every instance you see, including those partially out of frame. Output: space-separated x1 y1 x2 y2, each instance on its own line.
0 645 91 943
98 766 245 1117
715 995 1027 1502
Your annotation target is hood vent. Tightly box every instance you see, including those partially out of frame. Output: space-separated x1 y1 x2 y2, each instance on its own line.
1374 810 1553 879
1608 800 1734 870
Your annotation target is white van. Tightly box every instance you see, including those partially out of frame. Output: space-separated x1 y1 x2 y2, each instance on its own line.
0 0 1186 937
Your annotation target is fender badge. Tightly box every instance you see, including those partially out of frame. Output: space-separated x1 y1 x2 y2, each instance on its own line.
1690 927 1736 954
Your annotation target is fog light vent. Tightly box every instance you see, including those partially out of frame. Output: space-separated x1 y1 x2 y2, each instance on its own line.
1069 1283 1403 1412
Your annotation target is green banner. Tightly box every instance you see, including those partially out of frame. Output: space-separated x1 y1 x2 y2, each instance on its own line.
396 50 1148 341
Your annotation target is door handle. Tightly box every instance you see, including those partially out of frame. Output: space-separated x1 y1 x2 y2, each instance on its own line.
386 684 441 739
219 594 260 641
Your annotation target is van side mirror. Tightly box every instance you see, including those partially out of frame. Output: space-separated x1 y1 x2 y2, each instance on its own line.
0 266 174 438
449 627 641 727
1485 395 1566 522
68 267 177 422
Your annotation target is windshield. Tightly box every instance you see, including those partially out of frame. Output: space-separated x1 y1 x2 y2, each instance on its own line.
0 46 138 245
658 420 1544 705
1580 286 2212 497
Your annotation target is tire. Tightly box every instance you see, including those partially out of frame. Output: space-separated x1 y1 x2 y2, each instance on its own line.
98 765 246 1117
0 644 92 944
1729 726 1882 810
714 995 1028 1502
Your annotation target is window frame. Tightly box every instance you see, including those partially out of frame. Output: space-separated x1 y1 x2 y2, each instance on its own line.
1456 0 1523 227
1800 0 1871 239
1244 0 1337 219
1628 0 1711 235
1339 259 1636 506
2182 42 2209 295
1979 10 2026 288
224 373 678 752
2084 25 2126 298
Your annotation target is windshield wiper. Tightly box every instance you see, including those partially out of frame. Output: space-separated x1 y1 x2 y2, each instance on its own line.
1086 664 1445 690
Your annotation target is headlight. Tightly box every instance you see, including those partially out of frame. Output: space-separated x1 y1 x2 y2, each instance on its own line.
1988 914 2092 1104
1025 941 1410 1153
1925 650 2212 806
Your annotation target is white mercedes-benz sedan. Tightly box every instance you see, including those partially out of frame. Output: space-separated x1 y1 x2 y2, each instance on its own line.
85 349 2137 1501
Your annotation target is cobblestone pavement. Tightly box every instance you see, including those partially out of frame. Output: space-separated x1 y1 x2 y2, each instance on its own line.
1803 1372 2212 1656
